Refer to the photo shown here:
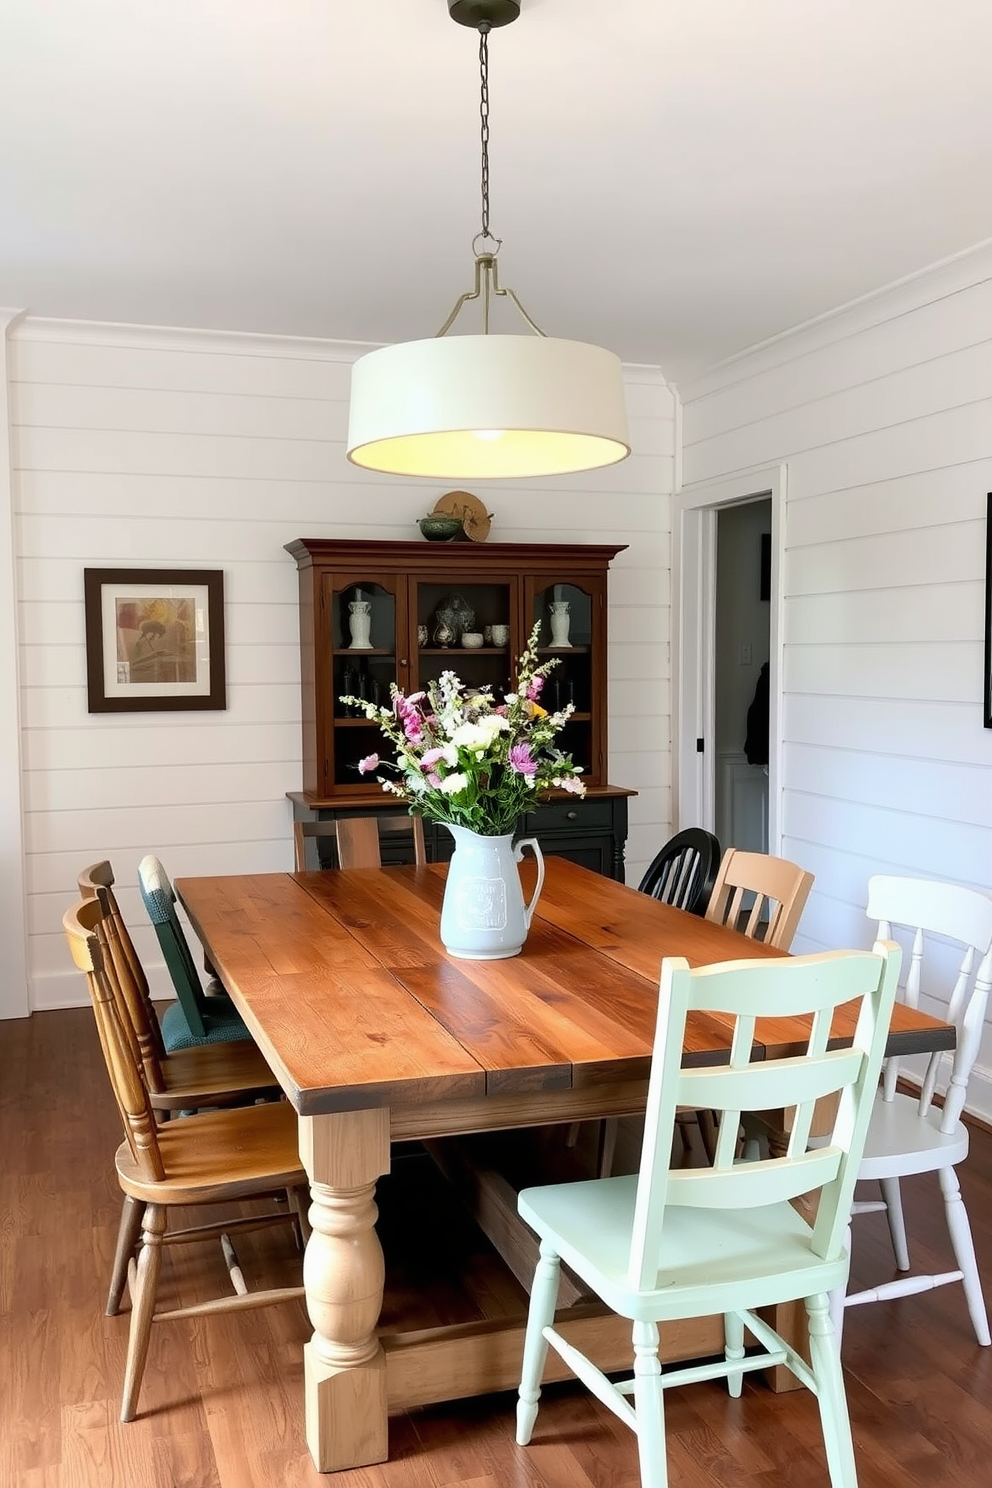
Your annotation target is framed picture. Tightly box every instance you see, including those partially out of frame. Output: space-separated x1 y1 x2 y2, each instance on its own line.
84 568 226 713
985 495 992 728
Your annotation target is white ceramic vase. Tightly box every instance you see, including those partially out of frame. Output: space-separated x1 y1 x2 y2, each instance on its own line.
439 824 545 960
348 600 372 649
549 600 572 648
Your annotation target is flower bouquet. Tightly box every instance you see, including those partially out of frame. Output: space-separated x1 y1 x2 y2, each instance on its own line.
340 623 585 836
340 623 585 957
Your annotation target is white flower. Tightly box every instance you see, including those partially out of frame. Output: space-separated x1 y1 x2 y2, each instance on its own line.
438 771 469 795
552 775 586 796
450 716 509 751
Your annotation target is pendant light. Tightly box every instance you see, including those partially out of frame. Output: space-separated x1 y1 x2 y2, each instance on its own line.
346 0 631 481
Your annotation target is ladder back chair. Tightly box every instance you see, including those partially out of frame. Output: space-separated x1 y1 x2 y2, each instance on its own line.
831 874 992 1346
63 897 308 1423
516 941 902 1488
136 854 253 1046
705 847 814 951
293 812 427 871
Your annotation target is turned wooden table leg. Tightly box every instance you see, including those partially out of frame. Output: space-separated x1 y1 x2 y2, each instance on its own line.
298 1107 391 1472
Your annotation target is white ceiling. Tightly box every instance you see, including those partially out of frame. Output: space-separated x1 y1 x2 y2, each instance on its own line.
3 0 991 381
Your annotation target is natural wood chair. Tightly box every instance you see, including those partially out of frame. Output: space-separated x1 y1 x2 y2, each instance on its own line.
63 897 308 1423
293 812 427 871
515 942 901 1488
78 862 279 1119
704 847 814 950
830 874 992 1346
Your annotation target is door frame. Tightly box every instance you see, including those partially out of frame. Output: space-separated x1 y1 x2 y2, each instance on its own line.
672 463 786 853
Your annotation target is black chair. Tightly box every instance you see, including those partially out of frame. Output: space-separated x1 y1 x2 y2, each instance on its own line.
637 827 721 916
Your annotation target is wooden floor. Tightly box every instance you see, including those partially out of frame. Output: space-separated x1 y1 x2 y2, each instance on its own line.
3 1007 992 1488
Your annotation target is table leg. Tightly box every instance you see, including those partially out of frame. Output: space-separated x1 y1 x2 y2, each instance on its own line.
298 1107 391 1472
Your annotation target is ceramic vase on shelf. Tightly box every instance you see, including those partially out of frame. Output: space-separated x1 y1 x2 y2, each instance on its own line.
348 599 372 649
439 824 545 960
549 600 572 648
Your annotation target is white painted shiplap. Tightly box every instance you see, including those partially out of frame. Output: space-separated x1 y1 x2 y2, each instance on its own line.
5 319 673 1011
680 241 992 1122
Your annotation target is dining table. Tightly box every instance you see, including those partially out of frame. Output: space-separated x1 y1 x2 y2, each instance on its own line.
176 856 956 1474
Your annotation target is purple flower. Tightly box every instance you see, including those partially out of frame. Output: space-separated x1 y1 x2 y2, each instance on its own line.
509 743 537 778
357 753 380 774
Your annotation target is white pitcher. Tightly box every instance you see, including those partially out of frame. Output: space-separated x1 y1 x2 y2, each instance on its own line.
440 824 545 960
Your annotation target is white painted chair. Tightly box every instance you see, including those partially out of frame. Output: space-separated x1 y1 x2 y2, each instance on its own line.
832 874 992 1346
515 942 901 1488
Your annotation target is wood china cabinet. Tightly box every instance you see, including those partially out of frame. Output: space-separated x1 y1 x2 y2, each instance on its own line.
286 538 634 879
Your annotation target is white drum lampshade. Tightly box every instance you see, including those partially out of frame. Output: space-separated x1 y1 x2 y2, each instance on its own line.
346 334 631 481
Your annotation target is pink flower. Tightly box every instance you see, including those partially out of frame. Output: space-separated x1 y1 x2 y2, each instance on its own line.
357 753 380 774
426 771 443 788
527 675 545 702
509 743 537 778
420 747 447 769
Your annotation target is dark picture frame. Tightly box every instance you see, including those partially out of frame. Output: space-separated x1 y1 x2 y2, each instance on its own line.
84 568 226 713
985 495 992 728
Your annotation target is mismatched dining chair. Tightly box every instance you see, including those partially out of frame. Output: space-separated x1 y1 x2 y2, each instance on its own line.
78 861 279 1119
584 827 723 1174
137 854 254 1047
515 941 902 1488
704 846 814 950
636 827 721 916
293 812 427 871
63 897 308 1423
830 874 992 1346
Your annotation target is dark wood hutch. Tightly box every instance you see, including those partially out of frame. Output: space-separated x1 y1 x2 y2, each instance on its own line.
286 538 634 879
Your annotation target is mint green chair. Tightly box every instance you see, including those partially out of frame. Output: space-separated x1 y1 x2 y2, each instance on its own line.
516 943 901 1488
137 854 251 1049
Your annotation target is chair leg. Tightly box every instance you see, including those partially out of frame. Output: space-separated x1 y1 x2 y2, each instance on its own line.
939 1164 992 1346
632 1319 668 1488
121 1202 166 1422
107 1195 144 1316
806 1291 858 1488
516 1241 561 1446
828 1222 852 1347
724 1310 745 1398
598 1117 619 1178
879 1177 910 1270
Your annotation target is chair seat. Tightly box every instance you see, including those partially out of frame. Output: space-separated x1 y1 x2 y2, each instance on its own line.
115 1099 305 1205
518 1173 850 1322
859 1091 970 1179
151 1038 279 1108
161 999 251 1052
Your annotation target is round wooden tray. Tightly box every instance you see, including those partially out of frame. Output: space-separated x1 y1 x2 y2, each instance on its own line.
432 490 492 542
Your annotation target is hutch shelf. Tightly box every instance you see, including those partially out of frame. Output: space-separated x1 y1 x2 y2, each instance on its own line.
286 538 634 880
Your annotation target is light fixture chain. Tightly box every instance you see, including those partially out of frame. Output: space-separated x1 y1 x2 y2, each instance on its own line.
478 23 491 241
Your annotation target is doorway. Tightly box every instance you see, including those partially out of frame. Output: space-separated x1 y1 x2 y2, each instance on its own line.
715 499 771 853
672 464 785 853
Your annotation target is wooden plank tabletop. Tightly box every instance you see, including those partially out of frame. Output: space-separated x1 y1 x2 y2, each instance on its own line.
177 859 956 1118
177 871 486 1114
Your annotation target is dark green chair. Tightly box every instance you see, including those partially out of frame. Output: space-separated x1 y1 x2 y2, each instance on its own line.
137 854 251 1049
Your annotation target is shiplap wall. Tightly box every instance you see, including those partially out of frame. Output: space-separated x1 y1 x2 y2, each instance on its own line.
680 243 992 1121
5 318 673 1013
